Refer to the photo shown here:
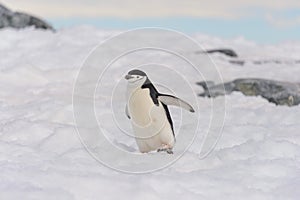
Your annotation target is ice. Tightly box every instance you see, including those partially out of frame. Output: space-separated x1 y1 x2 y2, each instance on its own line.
0 26 299 199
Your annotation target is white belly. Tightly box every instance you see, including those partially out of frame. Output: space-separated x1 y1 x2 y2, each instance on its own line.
127 88 175 153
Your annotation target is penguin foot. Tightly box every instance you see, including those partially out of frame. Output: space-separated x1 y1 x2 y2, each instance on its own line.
157 144 173 154
166 148 173 154
157 148 173 154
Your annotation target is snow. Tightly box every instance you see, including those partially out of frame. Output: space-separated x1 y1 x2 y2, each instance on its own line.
1 26 300 199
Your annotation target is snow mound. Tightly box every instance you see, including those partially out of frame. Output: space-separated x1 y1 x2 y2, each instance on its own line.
1 26 300 199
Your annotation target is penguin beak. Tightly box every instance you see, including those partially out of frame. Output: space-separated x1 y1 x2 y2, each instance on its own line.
125 74 133 80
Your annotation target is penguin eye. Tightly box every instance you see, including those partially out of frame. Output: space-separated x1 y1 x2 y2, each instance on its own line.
137 76 140 78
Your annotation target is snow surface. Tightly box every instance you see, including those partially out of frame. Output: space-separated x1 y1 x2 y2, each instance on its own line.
0 26 300 199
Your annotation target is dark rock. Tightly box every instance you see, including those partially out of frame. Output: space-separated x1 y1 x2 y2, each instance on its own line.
229 60 245 66
197 78 300 106
0 4 54 31
196 48 238 58
229 59 300 66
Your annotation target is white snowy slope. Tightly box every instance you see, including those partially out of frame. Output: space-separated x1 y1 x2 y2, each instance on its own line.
0 26 300 200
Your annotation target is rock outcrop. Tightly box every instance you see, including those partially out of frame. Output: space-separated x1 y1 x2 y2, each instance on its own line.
197 78 300 106
0 4 54 31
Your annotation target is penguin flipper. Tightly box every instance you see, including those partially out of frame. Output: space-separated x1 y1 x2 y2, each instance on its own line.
125 104 131 119
158 94 195 113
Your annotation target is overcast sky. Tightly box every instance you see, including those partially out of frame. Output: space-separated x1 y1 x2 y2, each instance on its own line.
2 0 300 43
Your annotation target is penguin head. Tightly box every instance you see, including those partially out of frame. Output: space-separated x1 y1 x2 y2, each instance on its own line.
125 69 148 87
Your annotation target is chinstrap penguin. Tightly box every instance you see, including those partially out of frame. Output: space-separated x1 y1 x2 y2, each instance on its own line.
125 69 195 154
